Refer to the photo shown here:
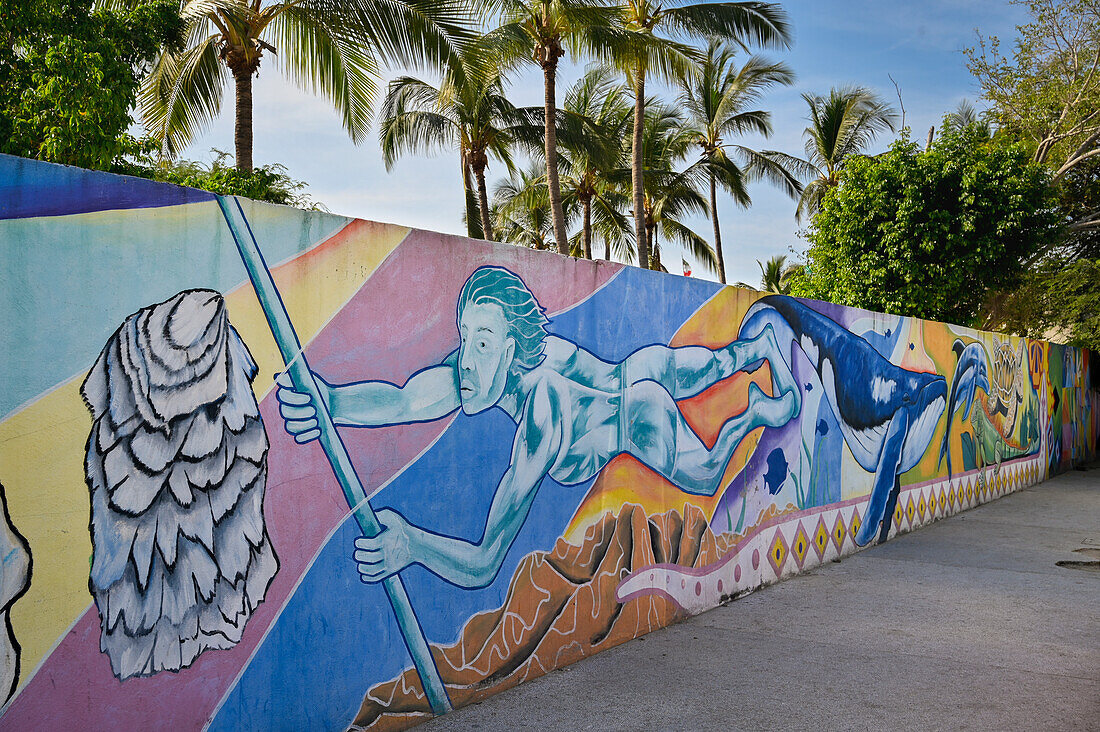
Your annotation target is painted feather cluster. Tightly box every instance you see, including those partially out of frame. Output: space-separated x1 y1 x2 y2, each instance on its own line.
81 290 278 680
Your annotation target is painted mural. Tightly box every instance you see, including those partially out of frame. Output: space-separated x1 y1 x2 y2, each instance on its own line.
1 153 1097 730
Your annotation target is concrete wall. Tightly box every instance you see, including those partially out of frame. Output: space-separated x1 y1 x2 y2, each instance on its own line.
1 154 1096 730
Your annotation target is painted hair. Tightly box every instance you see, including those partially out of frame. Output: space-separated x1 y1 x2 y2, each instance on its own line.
457 266 549 371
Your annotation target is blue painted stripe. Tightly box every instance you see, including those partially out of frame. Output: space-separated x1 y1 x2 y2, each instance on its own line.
207 267 722 731
0 154 215 220
0 196 350 419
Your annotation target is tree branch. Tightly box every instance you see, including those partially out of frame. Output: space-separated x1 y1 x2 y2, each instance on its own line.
1054 129 1100 180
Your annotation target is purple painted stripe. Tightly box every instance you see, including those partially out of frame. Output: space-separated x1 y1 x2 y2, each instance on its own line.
0 154 214 220
1 230 623 730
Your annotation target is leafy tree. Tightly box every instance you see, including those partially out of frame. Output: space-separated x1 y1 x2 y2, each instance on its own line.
795 86 896 221
967 0 1100 190
379 53 523 240
0 0 183 170
797 124 1059 326
116 149 324 207
676 39 800 283
136 0 473 172
1041 258 1100 348
612 0 791 269
966 0 1100 346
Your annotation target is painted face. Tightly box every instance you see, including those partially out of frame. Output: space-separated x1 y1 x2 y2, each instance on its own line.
458 302 515 414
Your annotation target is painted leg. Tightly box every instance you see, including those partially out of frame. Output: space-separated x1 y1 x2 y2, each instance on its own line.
624 344 729 399
646 380 801 496
623 324 800 408
718 324 801 416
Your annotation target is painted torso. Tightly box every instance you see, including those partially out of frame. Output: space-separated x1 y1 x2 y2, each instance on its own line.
504 337 625 486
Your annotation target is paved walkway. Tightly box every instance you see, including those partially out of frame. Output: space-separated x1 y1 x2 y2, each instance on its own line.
429 466 1100 731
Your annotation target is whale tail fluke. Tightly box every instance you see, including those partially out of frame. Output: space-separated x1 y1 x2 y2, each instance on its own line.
938 340 989 478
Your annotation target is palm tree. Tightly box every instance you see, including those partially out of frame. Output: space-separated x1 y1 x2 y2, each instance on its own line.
757 254 792 293
944 99 993 138
796 85 896 221
483 0 627 255
138 0 473 172
379 53 521 240
612 0 791 269
492 161 558 250
677 39 800 283
556 67 634 260
621 101 716 273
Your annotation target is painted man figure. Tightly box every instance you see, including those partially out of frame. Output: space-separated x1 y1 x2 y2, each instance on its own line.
278 266 800 588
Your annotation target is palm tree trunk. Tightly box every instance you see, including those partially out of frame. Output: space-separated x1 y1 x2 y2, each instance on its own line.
604 236 610 262
709 170 726 284
647 225 660 271
474 162 494 241
233 66 254 173
582 197 592 259
463 160 482 239
544 61 569 256
632 65 648 269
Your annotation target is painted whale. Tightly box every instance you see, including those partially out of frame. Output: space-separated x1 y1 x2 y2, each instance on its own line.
738 296 986 546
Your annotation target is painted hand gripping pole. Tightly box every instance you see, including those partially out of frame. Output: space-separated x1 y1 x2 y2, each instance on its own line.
214 196 453 715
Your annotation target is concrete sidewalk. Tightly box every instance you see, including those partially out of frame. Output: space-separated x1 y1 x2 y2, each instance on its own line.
428 467 1100 731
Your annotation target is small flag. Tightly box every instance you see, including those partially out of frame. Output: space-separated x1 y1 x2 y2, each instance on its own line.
682 258 691 277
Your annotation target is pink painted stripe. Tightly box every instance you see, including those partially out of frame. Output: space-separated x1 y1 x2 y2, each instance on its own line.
2 231 620 729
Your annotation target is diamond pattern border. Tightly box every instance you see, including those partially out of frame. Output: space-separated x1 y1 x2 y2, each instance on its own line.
768 529 789 576
831 512 847 553
791 523 810 569
813 516 829 561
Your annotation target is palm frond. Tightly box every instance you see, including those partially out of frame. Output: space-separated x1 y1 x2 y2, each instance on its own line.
735 147 805 199
659 1 791 50
379 109 455 169
339 0 477 72
270 5 379 142
139 32 227 158
662 217 718 273
795 176 830 221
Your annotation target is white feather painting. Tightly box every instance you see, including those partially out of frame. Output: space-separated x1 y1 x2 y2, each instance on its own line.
81 290 278 680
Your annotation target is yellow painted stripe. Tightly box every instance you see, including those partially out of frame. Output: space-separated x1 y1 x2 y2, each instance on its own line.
0 218 409 685
0 377 95 680
223 219 411 402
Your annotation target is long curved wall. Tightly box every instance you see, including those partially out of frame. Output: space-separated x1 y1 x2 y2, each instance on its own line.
1 154 1096 730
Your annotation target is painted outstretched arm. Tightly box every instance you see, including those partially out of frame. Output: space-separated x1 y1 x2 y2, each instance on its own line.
355 380 564 588
276 365 460 442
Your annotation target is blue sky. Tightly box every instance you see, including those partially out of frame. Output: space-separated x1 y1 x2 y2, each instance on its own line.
178 0 1029 287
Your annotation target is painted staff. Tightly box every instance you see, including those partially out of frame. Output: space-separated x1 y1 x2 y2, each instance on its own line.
216 196 453 715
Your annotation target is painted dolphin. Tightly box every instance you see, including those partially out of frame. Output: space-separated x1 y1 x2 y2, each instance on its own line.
738 296 977 546
938 339 993 478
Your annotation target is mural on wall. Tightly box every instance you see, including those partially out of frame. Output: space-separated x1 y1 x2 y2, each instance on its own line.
0 484 30 705
0 154 1097 730
81 289 276 679
277 265 802 589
